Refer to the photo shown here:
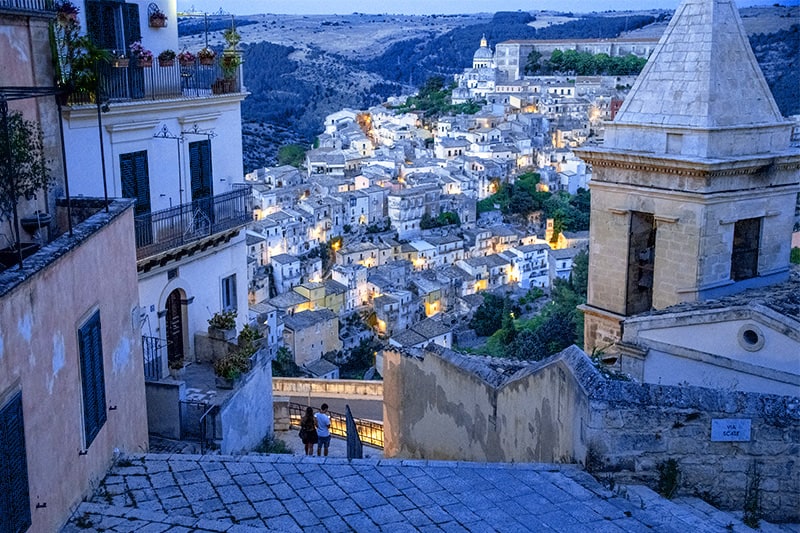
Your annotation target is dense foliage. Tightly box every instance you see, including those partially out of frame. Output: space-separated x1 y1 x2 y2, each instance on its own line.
277 144 308 167
527 49 647 76
339 338 382 379
501 250 588 360
393 76 483 119
469 293 520 337
749 25 800 116
272 346 302 377
420 210 460 229
477 172 591 233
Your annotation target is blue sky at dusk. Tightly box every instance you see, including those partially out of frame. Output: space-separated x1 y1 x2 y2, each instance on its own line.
177 0 797 15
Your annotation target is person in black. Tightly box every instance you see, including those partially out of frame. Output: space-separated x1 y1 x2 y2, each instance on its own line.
299 406 318 455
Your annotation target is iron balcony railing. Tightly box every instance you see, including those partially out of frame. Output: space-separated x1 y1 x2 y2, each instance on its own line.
68 55 243 106
135 186 253 260
288 401 383 449
142 335 165 381
0 0 54 14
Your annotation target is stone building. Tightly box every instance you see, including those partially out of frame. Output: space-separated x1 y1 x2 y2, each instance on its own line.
575 0 800 363
282 309 342 366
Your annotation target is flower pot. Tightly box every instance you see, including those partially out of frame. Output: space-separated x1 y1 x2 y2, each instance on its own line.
208 326 236 342
112 58 129 68
158 58 174 67
20 212 52 236
149 16 167 28
212 78 235 94
139 58 153 68
199 56 215 66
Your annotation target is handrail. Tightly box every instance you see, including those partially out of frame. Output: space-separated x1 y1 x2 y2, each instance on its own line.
288 402 383 449
135 186 253 259
142 335 165 381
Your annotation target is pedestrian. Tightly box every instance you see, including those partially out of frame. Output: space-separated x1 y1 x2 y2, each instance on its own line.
299 406 317 456
315 403 331 457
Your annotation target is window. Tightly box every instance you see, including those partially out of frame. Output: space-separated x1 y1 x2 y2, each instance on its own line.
189 140 214 202
78 311 107 448
85 0 140 52
120 151 150 215
0 391 31 533
221 274 237 312
731 218 761 281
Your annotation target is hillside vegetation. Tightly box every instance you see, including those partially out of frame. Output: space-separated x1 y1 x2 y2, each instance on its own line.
178 8 800 171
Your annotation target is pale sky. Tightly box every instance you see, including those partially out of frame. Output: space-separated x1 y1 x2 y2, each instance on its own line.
177 0 797 16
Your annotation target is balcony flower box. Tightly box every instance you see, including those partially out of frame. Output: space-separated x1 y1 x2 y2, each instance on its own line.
158 49 176 67
198 47 216 65
112 57 129 68
149 8 167 28
178 50 196 66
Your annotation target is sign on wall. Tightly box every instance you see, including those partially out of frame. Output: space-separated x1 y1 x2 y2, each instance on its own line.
711 418 751 442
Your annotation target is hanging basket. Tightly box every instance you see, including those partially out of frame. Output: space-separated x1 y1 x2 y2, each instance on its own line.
158 58 174 67
149 15 167 27
139 58 153 68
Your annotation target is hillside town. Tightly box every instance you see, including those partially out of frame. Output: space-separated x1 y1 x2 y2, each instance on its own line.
1 0 798 531
242 36 647 375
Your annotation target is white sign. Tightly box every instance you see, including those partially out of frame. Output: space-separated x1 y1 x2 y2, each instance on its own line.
711 419 751 442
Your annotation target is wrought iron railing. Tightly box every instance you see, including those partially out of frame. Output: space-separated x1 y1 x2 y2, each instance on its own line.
135 186 253 260
0 0 54 14
142 335 165 381
288 401 383 449
68 55 243 106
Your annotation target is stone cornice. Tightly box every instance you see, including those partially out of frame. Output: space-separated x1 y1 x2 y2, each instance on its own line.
576 148 800 179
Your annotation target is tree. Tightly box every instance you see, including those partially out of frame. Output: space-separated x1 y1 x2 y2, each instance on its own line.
524 50 543 74
340 338 381 379
272 347 302 377
0 112 52 234
469 293 506 337
277 144 307 168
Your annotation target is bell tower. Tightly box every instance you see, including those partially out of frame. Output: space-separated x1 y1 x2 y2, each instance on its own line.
577 0 800 354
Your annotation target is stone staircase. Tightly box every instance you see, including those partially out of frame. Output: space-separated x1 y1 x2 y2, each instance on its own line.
63 454 798 532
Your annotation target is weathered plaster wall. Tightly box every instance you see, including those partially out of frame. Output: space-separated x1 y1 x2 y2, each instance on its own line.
384 345 800 521
0 202 148 532
219 354 274 454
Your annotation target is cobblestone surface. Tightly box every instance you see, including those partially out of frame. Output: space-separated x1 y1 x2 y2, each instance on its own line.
62 453 797 532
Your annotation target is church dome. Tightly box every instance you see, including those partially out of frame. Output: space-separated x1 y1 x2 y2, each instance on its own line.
472 35 493 68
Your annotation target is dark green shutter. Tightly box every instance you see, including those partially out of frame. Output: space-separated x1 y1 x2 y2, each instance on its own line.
86 1 120 51
120 151 151 215
0 392 32 533
123 3 141 47
79 311 107 448
189 140 213 201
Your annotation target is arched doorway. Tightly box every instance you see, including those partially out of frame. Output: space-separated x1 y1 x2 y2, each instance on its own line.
165 289 185 368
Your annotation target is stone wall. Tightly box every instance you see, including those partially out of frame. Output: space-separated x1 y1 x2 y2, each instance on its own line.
218 355 274 454
383 345 800 521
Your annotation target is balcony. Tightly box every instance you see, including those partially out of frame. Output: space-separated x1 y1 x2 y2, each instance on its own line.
0 0 55 15
135 186 252 261
68 56 243 106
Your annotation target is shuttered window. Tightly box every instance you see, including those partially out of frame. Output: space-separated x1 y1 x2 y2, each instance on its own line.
120 150 151 216
189 140 213 201
0 391 32 533
221 274 237 312
79 311 107 448
85 1 141 52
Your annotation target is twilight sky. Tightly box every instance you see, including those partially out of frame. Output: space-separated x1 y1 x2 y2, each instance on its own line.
177 0 798 15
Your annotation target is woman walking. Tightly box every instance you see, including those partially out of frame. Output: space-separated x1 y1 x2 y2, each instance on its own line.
299 406 318 455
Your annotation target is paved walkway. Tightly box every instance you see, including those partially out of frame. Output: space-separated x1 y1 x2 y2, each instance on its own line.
62 453 796 532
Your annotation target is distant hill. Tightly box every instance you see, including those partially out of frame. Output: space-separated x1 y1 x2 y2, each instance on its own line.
179 7 800 171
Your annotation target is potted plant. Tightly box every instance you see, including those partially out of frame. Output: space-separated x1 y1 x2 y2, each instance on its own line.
197 47 216 66
238 324 265 365
158 49 176 67
223 27 241 49
213 350 250 389
149 7 167 28
168 357 185 379
207 310 237 341
110 50 128 68
178 49 195 66
53 0 110 102
0 112 53 269
129 40 153 67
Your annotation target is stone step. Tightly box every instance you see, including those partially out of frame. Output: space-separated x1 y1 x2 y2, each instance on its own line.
674 496 799 533
63 502 263 533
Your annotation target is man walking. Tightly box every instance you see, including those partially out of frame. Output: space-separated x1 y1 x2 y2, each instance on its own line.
315 403 331 457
